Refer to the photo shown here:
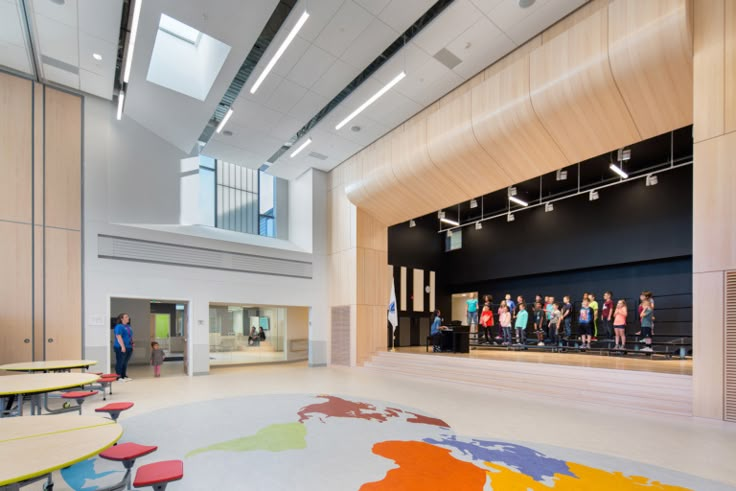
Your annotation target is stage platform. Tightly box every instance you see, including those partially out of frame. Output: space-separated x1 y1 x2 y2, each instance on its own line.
363 349 693 416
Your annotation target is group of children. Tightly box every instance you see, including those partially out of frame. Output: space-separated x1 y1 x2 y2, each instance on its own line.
467 291 655 350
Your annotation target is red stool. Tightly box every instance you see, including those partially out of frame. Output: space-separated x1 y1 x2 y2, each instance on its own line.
133 460 183 491
95 402 134 422
61 390 98 415
98 442 157 491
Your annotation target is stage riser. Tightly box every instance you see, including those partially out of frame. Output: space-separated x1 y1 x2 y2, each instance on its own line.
363 352 692 416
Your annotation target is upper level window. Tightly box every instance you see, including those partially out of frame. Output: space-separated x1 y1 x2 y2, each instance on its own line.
214 160 278 238
445 229 462 251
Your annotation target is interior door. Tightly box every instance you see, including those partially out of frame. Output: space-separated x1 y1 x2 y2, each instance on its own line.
0 223 33 364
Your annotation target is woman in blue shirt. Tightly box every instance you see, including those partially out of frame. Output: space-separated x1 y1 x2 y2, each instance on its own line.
113 313 134 381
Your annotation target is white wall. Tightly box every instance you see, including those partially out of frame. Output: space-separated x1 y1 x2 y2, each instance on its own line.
83 96 329 374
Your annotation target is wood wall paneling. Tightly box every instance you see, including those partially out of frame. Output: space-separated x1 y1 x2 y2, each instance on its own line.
472 55 569 182
608 0 694 139
726 0 736 134
44 228 82 359
0 222 33 364
0 72 32 223
426 91 511 195
693 0 725 142
412 268 424 312
34 84 43 226
529 3 641 164
44 87 82 230
692 271 724 419
400 266 407 311
33 225 44 361
692 132 736 273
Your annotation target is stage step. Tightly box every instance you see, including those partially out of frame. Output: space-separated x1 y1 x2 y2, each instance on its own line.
362 351 692 416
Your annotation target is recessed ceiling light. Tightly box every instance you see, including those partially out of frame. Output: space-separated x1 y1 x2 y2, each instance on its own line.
518 0 536 8
92 53 102 61
222 130 233 136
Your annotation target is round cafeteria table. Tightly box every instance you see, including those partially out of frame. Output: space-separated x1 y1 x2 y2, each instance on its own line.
0 360 97 373
0 414 122 491
0 373 100 416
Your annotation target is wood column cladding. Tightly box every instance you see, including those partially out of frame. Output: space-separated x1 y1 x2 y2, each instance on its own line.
0 72 82 363
342 0 694 226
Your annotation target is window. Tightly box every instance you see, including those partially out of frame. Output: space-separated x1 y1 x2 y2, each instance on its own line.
214 160 279 237
445 229 462 251
199 155 215 226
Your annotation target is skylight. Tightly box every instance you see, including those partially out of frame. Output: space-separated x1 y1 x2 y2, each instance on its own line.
146 14 231 101
159 14 201 45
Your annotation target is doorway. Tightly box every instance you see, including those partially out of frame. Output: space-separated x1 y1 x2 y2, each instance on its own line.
451 292 478 324
110 298 189 378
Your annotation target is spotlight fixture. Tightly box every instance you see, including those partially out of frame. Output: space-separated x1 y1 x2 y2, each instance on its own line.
475 221 482 230
509 196 529 207
609 163 629 179
544 202 554 212
646 174 658 187
409 219 416 228
446 230 453 238
617 148 631 161
215 108 234 133
438 211 446 220
290 137 312 158
589 190 599 201
508 186 517 197
440 217 459 227
469 199 478 209
250 10 310 94
336 71 406 130
555 169 568 181
507 213 515 222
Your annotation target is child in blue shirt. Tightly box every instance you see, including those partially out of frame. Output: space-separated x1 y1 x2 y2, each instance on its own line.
578 300 593 349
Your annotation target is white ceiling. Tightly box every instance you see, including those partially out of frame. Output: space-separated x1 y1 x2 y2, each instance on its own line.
208 0 587 180
0 0 123 100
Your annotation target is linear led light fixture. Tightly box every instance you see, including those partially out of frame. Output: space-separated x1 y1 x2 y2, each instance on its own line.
290 137 312 158
509 196 528 207
609 163 629 179
440 217 459 227
215 108 234 133
250 10 310 94
122 0 143 83
116 91 125 120
335 71 406 130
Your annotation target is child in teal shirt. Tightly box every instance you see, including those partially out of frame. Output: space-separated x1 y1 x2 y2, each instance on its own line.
515 303 528 345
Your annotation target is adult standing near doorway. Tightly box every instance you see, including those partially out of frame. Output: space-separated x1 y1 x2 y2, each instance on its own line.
114 313 134 381
466 293 479 339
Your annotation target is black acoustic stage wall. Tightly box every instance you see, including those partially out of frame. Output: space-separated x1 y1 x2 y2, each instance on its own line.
388 164 693 338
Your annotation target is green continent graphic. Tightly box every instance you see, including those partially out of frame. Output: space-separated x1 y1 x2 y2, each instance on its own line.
187 422 307 457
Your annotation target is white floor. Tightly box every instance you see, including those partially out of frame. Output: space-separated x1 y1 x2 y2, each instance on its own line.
92 362 736 488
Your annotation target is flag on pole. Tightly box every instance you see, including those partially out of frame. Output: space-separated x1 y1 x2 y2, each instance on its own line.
388 278 398 333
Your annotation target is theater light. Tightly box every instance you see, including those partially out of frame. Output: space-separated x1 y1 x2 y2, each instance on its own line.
507 213 515 222
544 202 554 212
409 219 416 228
589 190 599 201
646 174 658 186
475 221 482 230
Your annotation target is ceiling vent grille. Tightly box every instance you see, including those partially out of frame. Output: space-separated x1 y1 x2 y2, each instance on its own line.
308 151 328 160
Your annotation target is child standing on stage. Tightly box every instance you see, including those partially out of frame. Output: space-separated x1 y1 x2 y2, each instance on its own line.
499 305 512 346
601 291 614 340
545 296 555 341
640 299 654 351
578 299 593 349
150 341 165 378
497 300 507 341
514 303 528 345
561 296 573 345
588 293 599 340
548 303 561 346
533 302 545 346
613 299 628 349
479 305 493 344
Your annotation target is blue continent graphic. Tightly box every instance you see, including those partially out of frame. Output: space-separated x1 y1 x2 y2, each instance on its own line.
424 435 573 481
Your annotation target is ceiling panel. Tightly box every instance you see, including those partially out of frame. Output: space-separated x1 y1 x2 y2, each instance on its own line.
339 17 397 70
445 18 515 79
228 99 285 133
32 0 78 28
0 0 32 75
285 44 336 89
378 0 435 33
270 34 311 78
264 77 308 114
79 68 113 99
270 114 306 141
500 0 586 45
287 89 330 121
35 14 79 67
411 0 480 56
77 0 123 44
43 63 79 88
313 0 374 58
354 0 391 17
295 0 343 42
0 41 32 74
202 139 267 169
78 32 116 76
310 58 360 98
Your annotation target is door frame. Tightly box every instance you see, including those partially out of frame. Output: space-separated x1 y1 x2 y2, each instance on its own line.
107 294 193 376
